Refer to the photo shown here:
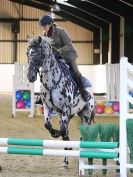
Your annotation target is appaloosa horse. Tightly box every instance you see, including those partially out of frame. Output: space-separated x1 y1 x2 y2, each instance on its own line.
27 36 95 165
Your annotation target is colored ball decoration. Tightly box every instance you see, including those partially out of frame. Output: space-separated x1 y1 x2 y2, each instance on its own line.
23 90 31 100
16 90 23 100
16 90 31 109
105 101 112 106
104 106 114 115
129 103 133 109
95 105 105 114
112 102 119 112
16 100 25 109
129 90 133 109
95 100 120 116
129 90 133 97
25 100 31 108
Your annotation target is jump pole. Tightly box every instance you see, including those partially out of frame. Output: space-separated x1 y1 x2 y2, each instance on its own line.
0 146 118 159
0 138 118 149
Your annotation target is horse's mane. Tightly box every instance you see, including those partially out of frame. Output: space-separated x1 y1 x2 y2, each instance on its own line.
28 36 53 48
41 36 53 45
27 36 55 68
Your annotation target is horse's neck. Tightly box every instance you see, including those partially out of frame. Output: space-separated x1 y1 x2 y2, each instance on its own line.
41 54 61 88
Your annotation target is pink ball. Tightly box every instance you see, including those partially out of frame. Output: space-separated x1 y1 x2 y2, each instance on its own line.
95 105 105 114
16 100 25 109
112 102 119 112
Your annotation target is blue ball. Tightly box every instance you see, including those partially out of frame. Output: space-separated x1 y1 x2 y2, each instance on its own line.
129 90 133 97
16 90 23 100
25 100 31 108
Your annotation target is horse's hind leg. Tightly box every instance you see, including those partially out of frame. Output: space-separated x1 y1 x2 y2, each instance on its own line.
43 104 60 138
81 86 95 125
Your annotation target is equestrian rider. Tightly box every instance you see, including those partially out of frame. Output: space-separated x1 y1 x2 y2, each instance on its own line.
38 15 89 102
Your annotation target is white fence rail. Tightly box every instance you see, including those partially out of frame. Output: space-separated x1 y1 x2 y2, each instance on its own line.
12 63 34 117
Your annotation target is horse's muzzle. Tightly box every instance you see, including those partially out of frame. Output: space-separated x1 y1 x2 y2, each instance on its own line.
27 70 37 82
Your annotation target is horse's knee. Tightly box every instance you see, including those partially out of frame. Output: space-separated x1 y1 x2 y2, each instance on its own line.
60 119 68 137
60 125 66 137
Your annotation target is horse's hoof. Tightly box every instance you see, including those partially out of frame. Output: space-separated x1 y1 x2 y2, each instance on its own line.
64 147 73 150
50 129 60 138
44 123 52 130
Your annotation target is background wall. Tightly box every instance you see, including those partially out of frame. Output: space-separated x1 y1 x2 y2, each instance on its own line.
0 1 93 64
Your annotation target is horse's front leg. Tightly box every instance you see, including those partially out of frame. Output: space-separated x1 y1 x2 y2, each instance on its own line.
58 112 71 141
60 105 71 138
43 104 60 138
59 106 72 167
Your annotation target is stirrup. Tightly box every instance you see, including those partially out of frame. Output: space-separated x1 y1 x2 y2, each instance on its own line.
35 96 43 105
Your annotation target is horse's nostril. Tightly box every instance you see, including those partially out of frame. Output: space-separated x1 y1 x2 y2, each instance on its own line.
32 76 36 81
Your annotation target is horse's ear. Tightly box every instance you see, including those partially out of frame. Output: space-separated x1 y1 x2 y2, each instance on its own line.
27 35 31 42
38 36 42 43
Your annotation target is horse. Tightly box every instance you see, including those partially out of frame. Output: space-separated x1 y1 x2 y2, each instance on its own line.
27 36 95 166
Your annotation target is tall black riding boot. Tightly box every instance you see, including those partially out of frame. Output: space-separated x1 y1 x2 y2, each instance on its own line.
35 95 43 105
77 76 90 102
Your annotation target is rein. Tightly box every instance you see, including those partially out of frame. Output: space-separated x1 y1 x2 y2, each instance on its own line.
38 68 63 113
41 62 58 74
38 68 63 91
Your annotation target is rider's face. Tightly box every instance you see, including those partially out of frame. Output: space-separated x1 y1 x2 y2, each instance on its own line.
42 24 51 33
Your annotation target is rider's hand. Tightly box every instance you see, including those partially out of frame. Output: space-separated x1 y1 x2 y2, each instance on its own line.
52 47 60 54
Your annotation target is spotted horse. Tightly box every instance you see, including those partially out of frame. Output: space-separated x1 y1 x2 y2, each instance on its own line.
27 36 95 166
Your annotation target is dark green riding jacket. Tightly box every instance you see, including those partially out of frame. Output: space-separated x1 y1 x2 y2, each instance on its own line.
51 24 78 63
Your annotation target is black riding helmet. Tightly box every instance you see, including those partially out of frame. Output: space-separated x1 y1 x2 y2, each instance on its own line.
39 15 53 26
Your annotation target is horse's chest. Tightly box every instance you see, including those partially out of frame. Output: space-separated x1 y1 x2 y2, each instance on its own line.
41 83 73 108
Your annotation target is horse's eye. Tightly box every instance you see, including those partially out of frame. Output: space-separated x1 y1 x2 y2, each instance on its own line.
30 49 36 55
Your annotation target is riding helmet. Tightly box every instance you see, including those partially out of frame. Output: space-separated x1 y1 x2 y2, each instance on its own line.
39 15 53 26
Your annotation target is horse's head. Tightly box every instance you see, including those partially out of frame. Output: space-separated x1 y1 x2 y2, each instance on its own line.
27 36 53 82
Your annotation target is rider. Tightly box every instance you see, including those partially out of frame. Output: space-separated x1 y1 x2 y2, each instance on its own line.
37 14 89 102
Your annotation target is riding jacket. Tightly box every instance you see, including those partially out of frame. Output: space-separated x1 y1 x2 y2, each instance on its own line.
51 24 78 63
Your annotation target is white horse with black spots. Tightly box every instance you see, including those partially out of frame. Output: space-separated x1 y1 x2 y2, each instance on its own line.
27 36 95 166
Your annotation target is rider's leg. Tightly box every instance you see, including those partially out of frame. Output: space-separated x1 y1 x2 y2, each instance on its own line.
69 60 90 102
